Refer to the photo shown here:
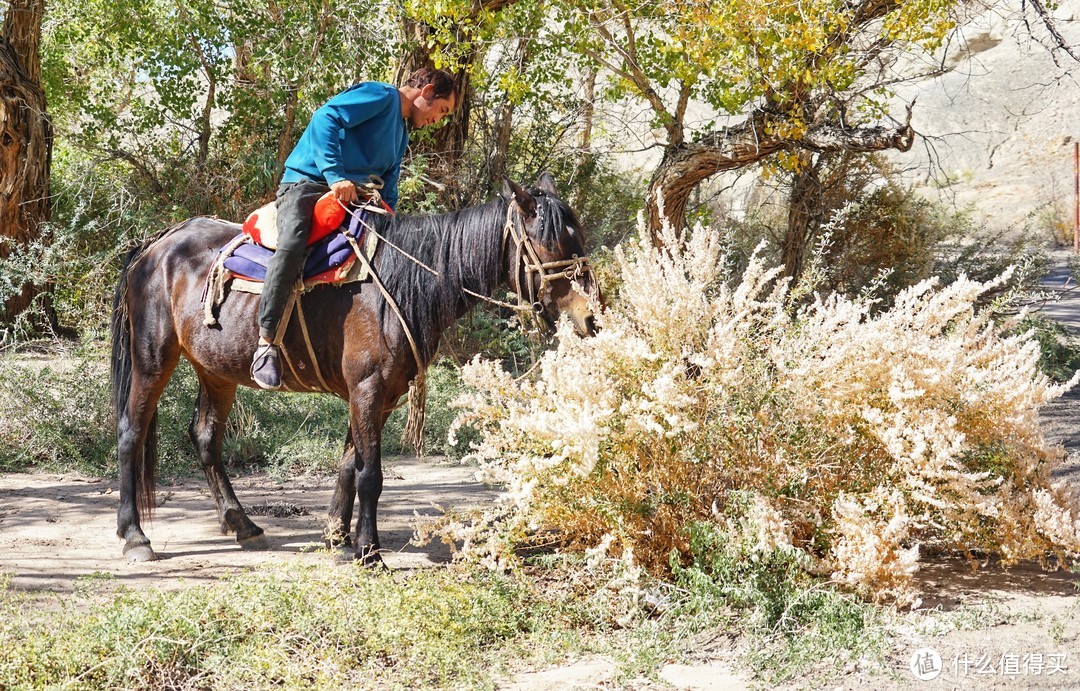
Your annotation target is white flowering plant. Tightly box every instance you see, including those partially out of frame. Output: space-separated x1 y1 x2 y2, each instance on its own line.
444 217 1080 603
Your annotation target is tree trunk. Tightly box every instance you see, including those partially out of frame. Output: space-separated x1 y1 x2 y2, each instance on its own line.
570 69 596 209
782 153 825 281
431 65 471 183
395 0 516 205
275 86 298 184
490 93 514 190
489 37 528 189
393 17 472 203
0 0 52 322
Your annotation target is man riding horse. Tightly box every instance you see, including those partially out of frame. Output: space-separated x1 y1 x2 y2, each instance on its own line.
252 67 459 390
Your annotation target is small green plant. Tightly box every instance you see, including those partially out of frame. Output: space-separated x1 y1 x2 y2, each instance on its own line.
1047 616 1066 645
0 563 590 689
1014 314 1080 383
72 571 117 598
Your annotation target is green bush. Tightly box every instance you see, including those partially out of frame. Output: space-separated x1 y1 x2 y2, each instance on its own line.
1013 314 1080 383
0 356 115 474
383 359 480 459
0 149 157 338
711 155 1048 310
672 520 886 683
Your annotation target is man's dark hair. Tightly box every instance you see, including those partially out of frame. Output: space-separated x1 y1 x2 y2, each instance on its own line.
405 67 458 102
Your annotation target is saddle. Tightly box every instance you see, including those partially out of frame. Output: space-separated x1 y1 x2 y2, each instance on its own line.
202 194 383 329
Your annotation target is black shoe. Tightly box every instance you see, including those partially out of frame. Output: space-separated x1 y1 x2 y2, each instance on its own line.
251 343 283 390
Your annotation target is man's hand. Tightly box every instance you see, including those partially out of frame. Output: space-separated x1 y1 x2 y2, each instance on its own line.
330 179 358 205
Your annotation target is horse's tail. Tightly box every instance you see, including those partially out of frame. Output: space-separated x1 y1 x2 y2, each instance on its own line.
110 242 157 519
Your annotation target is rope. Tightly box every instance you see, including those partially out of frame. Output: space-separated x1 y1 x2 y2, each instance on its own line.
294 290 332 392
461 287 529 312
338 201 440 277
203 233 249 327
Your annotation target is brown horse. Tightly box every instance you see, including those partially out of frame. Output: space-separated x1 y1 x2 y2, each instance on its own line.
111 174 598 564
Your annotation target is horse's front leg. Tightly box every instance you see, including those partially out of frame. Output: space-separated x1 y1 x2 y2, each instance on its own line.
326 402 399 550
348 382 386 566
325 429 356 548
189 372 267 548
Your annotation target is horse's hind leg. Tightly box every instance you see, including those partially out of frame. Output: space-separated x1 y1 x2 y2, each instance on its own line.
117 368 176 562
189 371 268 548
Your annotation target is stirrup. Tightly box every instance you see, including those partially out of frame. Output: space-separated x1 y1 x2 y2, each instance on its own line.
251 343 283 390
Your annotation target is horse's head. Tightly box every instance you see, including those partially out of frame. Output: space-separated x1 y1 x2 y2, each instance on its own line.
503 173 601 337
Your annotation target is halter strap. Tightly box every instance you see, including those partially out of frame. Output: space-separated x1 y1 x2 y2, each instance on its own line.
463 200 592 331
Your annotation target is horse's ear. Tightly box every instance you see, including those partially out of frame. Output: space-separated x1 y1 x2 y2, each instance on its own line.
503 176 537 217
536 172 558 196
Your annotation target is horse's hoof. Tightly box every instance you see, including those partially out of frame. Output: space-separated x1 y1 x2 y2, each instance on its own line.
237 533 271 550
355 547 386 569
124 544 157 562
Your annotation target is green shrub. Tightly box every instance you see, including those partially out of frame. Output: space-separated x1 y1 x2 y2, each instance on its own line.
0 356 114 474
383 359 480 459
1013 314 1080 383
0 348 478 478
0 565 582 689
671 520 886 683
0 146 165 338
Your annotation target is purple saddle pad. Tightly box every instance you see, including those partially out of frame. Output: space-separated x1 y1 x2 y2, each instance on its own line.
220 207 369 282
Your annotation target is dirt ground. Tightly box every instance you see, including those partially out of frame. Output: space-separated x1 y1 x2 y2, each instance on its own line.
1 393 1079 689
0 456 489 591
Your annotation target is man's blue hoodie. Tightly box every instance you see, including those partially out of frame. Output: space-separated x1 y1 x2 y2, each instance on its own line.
281 82 408 210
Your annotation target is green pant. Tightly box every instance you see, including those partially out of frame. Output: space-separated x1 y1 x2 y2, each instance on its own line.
257 179 331 341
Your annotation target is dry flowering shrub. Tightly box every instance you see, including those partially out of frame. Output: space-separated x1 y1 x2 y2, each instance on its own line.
444 217 1080 602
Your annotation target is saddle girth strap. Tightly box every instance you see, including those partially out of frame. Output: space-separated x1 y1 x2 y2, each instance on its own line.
293 289 332 392
273 281 332 394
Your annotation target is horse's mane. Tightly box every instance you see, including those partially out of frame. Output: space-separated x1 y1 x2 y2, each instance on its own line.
371 199 504 365
370 192 582 365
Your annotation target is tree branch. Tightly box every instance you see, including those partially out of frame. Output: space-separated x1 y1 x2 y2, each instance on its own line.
96 145 169 202
800 104 915 153
583 7 672 128
646 107 916 233
1023 0 1080 64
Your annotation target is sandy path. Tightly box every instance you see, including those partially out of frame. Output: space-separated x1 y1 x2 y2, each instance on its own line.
0 456 492 592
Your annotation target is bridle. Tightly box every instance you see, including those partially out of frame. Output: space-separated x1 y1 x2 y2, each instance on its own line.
341 190 593 333
463 198 593 331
